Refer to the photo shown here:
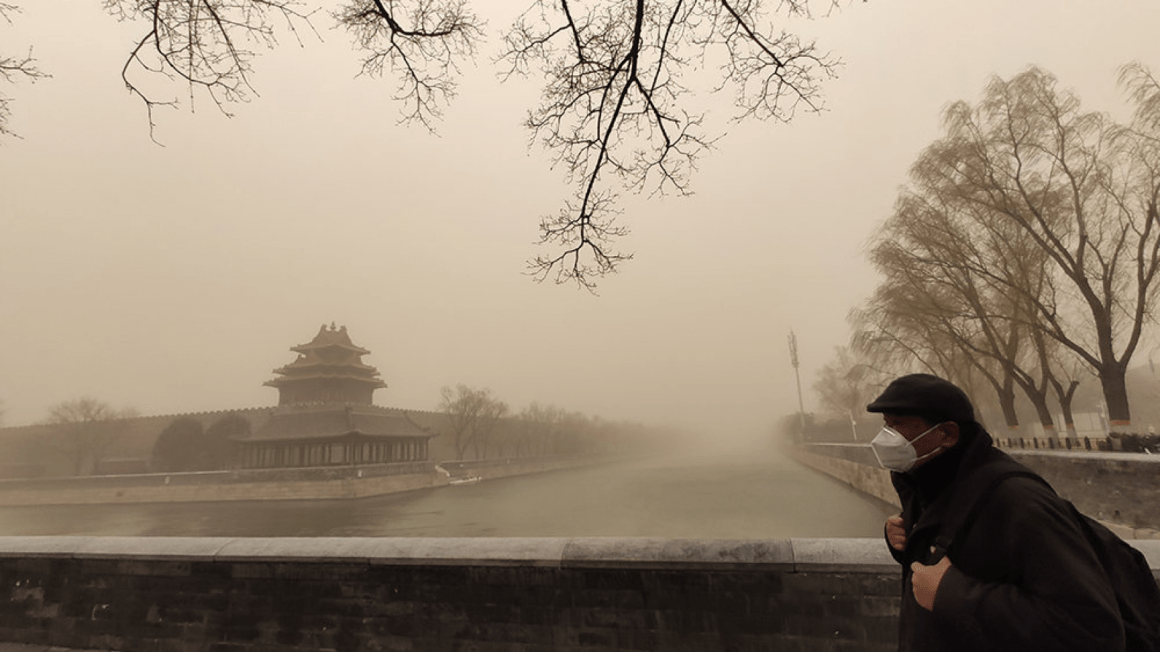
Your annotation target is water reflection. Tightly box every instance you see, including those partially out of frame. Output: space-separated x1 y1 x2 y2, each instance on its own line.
0 450 894 538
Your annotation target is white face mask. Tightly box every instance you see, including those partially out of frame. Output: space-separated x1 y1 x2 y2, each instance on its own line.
870 422 945 472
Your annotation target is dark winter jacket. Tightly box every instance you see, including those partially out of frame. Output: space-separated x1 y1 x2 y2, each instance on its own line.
887 427 1124 652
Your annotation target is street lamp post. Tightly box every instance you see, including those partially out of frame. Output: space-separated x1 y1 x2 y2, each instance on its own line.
789 331 805 435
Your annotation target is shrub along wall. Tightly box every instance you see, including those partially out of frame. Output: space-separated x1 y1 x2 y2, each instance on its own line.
0 537 905 652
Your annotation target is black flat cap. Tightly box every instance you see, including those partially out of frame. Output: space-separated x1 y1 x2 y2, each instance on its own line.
866 373 976 424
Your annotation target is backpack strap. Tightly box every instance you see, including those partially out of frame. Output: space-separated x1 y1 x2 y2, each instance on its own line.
931 460 1049 562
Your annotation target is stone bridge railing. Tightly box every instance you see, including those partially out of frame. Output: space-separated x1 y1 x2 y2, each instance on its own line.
0 536 903 652
4 535 1160 651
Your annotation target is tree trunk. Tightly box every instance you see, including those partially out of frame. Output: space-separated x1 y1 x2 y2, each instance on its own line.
1030 398 1057 439
1100 363 1132 429
996 385 1020 432
1052 379 1080 438
1020 385 1057 440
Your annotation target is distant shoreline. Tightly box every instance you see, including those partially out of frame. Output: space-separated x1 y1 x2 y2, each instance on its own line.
0 455 600 507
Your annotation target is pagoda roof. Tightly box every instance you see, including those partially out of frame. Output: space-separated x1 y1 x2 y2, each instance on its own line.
291 323 371 355
265 323 387 392
248 404 433 443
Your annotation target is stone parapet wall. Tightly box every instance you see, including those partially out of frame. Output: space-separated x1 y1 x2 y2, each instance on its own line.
0 536 905 652
1 536 1157 652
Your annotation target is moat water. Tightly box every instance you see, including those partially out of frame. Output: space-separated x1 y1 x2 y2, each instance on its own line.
0 447 894 538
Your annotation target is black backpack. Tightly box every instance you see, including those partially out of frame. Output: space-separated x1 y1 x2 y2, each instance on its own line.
933 459 1160 651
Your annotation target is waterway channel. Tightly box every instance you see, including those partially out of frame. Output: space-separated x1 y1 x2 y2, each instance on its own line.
0 447 894 538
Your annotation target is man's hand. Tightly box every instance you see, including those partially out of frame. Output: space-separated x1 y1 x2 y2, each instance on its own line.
911 556 952 611
886 515 906 551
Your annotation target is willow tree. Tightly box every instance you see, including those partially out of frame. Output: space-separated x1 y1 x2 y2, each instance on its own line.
851 275 1023 431
916 66 1160 428
863 135 1089 436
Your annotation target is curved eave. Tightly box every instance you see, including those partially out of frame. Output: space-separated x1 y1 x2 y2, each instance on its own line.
263 376 387 389
271 360 381 375
290 342 371 356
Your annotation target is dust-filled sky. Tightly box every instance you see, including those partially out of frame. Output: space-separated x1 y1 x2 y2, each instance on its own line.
1 1 1157 438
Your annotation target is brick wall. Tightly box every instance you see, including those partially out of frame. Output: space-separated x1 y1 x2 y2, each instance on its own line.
0 537 908 652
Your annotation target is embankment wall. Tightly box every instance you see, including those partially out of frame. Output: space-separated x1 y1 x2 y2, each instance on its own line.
788 443 1160 538
0 456 596 507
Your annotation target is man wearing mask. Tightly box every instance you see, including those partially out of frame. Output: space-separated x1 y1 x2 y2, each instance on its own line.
867 373 1124 651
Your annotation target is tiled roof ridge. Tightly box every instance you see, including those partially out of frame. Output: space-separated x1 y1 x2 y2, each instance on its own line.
288 323 370 355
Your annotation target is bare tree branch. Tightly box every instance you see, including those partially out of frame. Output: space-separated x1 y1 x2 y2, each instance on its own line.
501 0 840 289
0 3 50 140
104 0 319 140
10 0 841 287
335 0 483 130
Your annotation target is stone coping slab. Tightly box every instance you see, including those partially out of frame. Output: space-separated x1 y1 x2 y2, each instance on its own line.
1007 450 1160 463
800 443 1160 464
791 537 898 573
561 537 795 571
215 536 573 567
1 536 1155 573
0 536 873 572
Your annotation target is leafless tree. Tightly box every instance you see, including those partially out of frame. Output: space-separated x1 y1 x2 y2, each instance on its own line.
514 401 567 456
868 192 1085 436
41 397 139 475
438 384 508 459
501 0 839 288
851 281 1021 431
0 3 48 139
915 66 1160 428
8 0 840 287
855 66 1160 431
103 0 319 137
810 345 883 427
335 0 483 130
